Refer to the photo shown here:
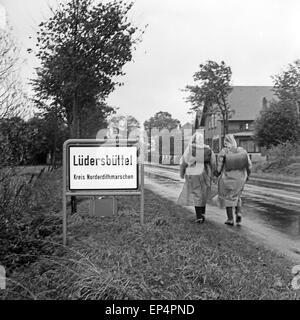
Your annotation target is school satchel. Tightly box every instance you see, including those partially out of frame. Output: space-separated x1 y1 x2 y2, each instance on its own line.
224 150 248 171
191 146 211 163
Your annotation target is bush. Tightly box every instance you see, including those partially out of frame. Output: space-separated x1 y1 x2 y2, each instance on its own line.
254 141 300 176
254 100 300 148
266 141 300 162
0 168 62 272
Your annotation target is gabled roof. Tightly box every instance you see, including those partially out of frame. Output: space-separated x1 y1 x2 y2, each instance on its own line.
200 86 275 123
181 122 193 129
228 86 275 121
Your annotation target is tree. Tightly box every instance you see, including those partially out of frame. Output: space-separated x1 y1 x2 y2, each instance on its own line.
272 59 300 116
144 111 180 133
0 24 32 169
79 101 115 139
0 113 69 166
32 0 143 138
0 27 26 119
185 60 233 137
108 114 140 137
26 113 69 165
125 115 140 134
0 117 28 166
254 100 300 148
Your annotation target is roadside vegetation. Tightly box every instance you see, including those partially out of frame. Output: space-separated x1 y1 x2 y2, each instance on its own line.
253 60 300 180
1 170 298 300
0 167 62 273
252 141 300 182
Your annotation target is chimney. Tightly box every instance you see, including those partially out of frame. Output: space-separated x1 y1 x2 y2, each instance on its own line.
262 97 268 110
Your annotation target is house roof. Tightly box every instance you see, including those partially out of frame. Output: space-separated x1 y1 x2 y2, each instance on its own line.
181 122 193 129
200 86 275 124
228 86 275 121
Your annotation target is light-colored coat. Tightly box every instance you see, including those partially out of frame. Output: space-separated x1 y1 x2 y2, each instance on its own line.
177 146 216 206
217 146 252 207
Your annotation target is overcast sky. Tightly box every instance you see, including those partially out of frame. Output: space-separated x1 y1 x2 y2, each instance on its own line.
1 0 300 125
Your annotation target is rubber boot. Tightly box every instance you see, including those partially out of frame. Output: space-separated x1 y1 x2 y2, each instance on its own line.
235 206 242 225
225 207 234 226
200 206 206 221
195 206 205 223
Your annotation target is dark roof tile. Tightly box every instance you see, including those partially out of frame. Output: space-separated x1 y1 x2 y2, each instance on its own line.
228 86 275 120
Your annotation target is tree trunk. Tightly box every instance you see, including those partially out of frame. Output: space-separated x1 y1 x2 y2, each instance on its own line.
70 0 81 214
72 92 80 138
52 113 57 167
224 112 229 135
71 93 78 213
221 112 229 147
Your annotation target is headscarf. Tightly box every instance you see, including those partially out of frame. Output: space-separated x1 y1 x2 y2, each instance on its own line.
183 131 205 167
224 134 237 149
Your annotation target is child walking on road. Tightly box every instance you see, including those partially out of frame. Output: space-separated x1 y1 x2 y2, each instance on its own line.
216 134 252 226
178 131 216 223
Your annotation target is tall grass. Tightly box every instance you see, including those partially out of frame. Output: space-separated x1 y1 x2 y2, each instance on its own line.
0 167 62 271
254 141 300 176
1 172 298 300
266 141 300 162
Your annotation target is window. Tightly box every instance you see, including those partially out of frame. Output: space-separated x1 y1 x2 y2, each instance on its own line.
245 123 249 130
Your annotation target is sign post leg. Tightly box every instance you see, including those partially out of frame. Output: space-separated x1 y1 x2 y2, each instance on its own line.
62 141 67 246
63 194 67 246
140 190 144 225
140 163 144 225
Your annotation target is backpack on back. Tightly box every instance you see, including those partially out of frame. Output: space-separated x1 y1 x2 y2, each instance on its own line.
224 148 248 171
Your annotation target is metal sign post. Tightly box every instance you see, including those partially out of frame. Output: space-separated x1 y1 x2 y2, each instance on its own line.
62 138 144 246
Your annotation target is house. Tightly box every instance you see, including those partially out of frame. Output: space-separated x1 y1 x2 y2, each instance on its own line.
203 86 274 161
181 121 193 131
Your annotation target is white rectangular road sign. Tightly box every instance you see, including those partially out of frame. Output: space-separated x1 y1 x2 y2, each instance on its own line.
68 145 138 190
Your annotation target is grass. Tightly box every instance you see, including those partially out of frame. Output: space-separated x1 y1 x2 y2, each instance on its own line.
1 169 299 300
0 167 63 272
251 170 300 184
